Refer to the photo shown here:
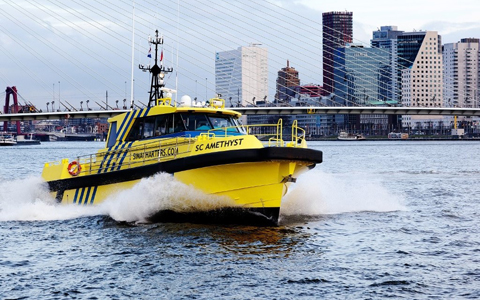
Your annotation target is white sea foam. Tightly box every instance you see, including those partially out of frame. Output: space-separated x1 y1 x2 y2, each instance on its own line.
0 173 235 223
0 170 406 223
281 170 407 216
98 173 236 223
0 176 100 221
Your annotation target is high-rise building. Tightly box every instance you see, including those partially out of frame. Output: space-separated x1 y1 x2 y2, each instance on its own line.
275 60 300 104
371 26 404 102
215 44 268 107
333 45 390 133
399 31 444 130
322 11 353 96
334 45 390 106
443 38 480 108
371 26 403 49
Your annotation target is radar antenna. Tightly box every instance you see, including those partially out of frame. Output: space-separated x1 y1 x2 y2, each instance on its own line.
139 30 173 107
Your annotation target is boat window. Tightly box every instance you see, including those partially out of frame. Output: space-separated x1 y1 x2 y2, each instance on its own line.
127 118 145 141
154 114 169 135
172 114 186 133
144 115 177 137
106 121 117 147
144 117 155 138
207 114 240 132
151 114 179 135
125 113 244 140
236 118 247 134
126 113 188 141
180 113 212 131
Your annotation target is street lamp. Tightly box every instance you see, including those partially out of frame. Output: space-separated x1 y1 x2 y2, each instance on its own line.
46 102 50 112
58 81 61 111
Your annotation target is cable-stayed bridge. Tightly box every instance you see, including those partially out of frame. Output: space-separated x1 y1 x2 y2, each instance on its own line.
0 1 469 114
1 106 480 123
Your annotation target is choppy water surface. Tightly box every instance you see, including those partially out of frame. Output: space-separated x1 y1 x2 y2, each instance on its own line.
1 141 479 299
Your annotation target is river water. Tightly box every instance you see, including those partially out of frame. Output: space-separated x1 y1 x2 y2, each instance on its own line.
0 140 479 299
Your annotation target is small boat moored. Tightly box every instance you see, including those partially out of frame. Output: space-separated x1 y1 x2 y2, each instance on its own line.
0 133 17 146
337 131 366 141
41 30 323 226
16 133 41 145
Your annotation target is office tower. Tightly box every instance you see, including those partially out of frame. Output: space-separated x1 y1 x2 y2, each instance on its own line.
371 26 404 101
322 11 353 96
275 60 300 104
399 31 443 130
333 45 390 133
215 44 268 107
443 38 480 108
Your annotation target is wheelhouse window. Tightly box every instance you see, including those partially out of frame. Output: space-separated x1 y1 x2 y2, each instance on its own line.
126 113 186 141
208 114 240 132
125 112 245 141
106 121 117 147
180 113 212 130
179 113 244 133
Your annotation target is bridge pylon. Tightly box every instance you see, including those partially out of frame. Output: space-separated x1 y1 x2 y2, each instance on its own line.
3 86 20 134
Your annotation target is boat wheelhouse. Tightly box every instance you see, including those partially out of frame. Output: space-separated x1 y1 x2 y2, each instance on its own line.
337 131 366 141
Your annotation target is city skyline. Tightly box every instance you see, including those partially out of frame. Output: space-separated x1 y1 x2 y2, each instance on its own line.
0 0 479 109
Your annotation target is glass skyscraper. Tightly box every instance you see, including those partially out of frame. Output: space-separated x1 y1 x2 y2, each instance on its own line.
333 45 390 132
371 26 404 102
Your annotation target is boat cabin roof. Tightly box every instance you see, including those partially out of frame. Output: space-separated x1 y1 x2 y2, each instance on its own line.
108 105 241 124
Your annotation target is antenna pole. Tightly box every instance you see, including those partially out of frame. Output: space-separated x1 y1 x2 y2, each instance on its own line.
130 0 135 109
175 0 180 105
139 30 173 107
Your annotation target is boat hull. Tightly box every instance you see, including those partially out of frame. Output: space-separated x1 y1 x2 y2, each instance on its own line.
147 207 280 226
337 132 366 141
46 147 321 226
0 137 16 146
337 137 366 141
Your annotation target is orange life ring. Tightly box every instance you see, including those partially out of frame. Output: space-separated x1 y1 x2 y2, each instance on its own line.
67 161 81 176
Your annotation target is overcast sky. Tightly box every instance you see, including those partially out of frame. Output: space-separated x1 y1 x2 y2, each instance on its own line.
299 0 480 37
0 0 479 110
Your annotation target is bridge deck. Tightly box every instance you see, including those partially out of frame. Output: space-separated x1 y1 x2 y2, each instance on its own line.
1 106 480 122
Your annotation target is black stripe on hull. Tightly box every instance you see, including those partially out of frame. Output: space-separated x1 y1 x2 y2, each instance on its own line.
147 207 280 227
47 147 323 193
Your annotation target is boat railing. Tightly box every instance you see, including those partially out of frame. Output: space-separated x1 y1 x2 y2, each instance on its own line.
46 120 307 176
50 137 196 176
290 120 306 146
206 119 306 147
205 127 240 138
208 97 225 109
156 97 173 106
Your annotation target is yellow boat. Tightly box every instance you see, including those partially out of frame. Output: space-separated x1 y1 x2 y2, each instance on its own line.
41 31 323 226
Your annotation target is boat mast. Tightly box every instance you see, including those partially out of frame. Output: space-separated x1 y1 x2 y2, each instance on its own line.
130 0 135 109
139 30 173 107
